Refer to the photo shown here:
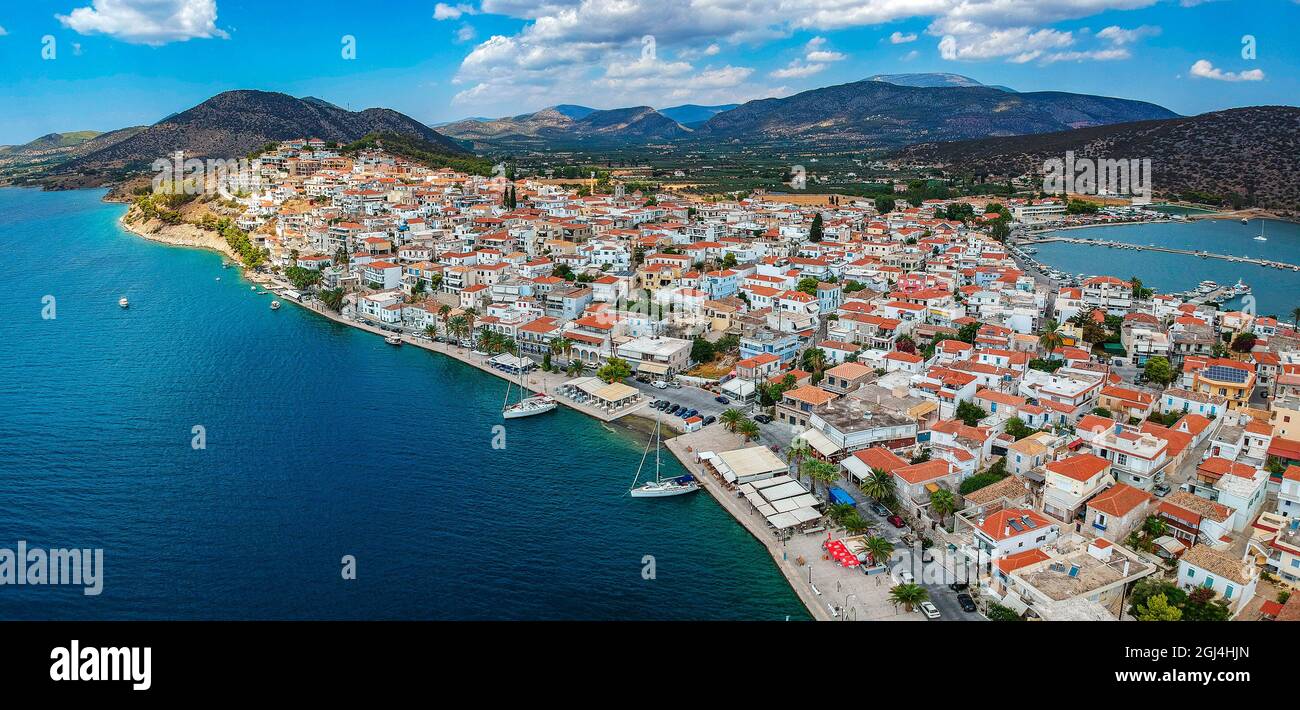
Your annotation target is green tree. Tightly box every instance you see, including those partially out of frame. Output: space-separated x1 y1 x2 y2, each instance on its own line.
1230 331 1257 353
985 604 1022 621
801 458 840 498
929 488 957 527
1135 593 1182 621
860 467 896 505
736 418 761 442
808 212 823 243
888 583 929 612
864 536 894 567
596 357 632 383
956 400 988 427
1004 417 1034 441
720 408 745 433
1038 319 1063 356
1143 356 1174 387
690 337 716 364
842 512 872 536
319 287 345 313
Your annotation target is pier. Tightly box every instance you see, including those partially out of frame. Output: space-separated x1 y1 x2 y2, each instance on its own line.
1023 235 1300 272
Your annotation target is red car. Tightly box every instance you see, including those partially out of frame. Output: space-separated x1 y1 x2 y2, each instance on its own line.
887 514 905 528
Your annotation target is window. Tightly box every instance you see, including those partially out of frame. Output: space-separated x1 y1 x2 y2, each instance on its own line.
1186 568 1195 578
1225 585 1234 599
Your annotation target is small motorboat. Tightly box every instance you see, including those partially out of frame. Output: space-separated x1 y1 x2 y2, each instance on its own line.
384 335 402 346
270 300 281 310
118 297 129 309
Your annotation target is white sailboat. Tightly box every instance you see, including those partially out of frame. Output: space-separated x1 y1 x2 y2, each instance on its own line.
628 412 698 498
502 347 556 419
1254 221 1268 241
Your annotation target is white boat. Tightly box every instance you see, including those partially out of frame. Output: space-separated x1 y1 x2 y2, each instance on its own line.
384 335 402 346
501 346 557 418
250 285 257 291
1241 218 1249 224
628 412 698 498
1232 279 1251 295
503 395 558 419
118 296 129 308
1254 221 1267 241
270 300 281 310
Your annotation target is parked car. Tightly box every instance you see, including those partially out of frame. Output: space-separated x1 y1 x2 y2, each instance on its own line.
956 593 977 613
918 601 941 619
668 404 681 414
652 381 669 390
754 414 773 424
871 503 891 517
887 514 905 528
667 380 682 389
948 582 969 592
714 396 730 404
1153 482 1172 497
681 409 698 419
897 570 915 585
702 415 716 426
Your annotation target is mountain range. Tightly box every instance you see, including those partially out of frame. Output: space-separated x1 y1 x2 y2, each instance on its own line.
894 105 1300 211
438 78 1176 149
3 74 1290 211
28 90 467 187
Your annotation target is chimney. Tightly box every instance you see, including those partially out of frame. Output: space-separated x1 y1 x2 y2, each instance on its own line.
1004 526 1011 537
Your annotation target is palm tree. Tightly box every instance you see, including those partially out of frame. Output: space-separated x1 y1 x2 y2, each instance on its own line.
929 489 957 529
720 408 745 432
826 503 856 526
1038 318 1063 356
438 304 452 339
842 512 872 537
860 467 896 505
463 307 479 344
889 583 929 613
786 439 812 480
566 359 584 377
864 536 894 567
736 419 760 442
801 459 840 499
1292 306 1300 330
422 324 437 341
447 315 468 346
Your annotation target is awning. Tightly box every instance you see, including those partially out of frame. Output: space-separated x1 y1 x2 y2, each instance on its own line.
636 361 671 375
794 429 842 458
721 379 756 398
828 486 856 506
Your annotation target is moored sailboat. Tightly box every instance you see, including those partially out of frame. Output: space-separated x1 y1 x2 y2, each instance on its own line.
628 412 698 498
502 347 556 418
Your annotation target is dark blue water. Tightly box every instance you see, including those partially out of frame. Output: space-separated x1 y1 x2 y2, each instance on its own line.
0 188 807 620
1034 219 1300 317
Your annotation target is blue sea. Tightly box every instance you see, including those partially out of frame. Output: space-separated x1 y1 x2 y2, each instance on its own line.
0 187 808 620
1033 218 1300 317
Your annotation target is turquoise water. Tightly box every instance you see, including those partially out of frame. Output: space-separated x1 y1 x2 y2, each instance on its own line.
1034 219 1300 317
0 187 808 620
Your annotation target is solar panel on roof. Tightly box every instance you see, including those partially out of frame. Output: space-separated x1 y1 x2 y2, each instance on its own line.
1008 519 1024 532
1021 515 1036 529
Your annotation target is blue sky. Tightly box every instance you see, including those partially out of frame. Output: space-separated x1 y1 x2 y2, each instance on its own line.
0 0 1297 144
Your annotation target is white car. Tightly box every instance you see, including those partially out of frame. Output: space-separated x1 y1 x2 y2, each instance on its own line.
919 602 941 619
896 570 915 585
651 381 669 390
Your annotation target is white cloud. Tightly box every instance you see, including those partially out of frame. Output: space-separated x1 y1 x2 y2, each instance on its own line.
453 0 1168 110
803 36 845 62
1189 59 1264 82
56 0 227 45
1096 24 1160 45
901 49 919 61
1040 48 1130 63
0 25 8 36
770 60 825 79
435 3 478 21
457 23 477 42
939 26 1073 62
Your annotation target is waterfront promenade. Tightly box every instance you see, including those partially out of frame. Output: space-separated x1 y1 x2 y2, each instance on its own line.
665 427 922 622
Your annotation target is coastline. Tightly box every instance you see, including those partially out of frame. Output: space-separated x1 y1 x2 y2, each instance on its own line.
115 206 826 621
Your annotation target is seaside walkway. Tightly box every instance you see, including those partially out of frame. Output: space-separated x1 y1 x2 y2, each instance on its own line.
1027 235 1300 272
665 427 921 622
276 291 655 426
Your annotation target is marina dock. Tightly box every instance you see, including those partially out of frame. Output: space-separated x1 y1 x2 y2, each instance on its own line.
1026 235 1300 271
